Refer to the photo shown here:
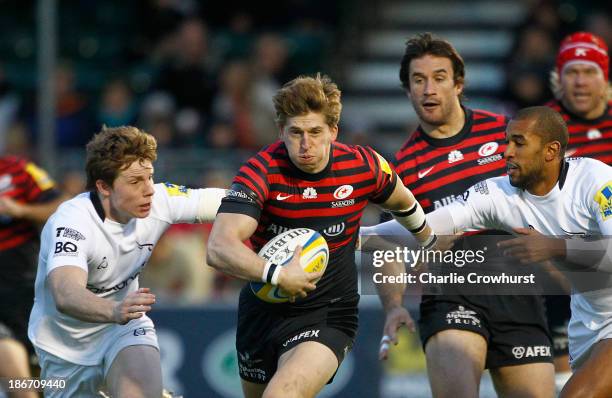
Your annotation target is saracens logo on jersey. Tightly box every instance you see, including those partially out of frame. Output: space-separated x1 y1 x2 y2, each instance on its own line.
478 142 499 157
333 185 353 200
477 142 503 166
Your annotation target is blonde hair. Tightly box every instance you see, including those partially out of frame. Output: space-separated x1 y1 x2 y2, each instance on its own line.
85 126 157 190
549 69 612 101
273 73 342 128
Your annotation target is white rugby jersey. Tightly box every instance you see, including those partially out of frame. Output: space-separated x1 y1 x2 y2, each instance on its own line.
362 157 612 363
28 183 221 365
444 157 612 361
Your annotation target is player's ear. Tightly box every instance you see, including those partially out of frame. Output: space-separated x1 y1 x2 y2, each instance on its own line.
278 125 285 140
545 141 561 161
330 125 338 141
454 79 464 97
96 179 112 197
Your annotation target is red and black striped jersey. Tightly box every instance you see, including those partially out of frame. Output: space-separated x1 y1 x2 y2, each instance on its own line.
545 100 612 164
393 108 508 212
0 156 58 251
219 140 397 309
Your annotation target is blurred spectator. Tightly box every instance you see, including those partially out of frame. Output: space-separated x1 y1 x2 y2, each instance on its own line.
139 92 177 146
208 123 237 149
51 62 94 147
59 170 86 198
2 123 31 158
136 0 193 58
155 17 216 142
585 12 612 58
97 79 138 128
211 60 277 149
0 65 21 154
504 26 556 110
215 12 255 62
251 34 290 110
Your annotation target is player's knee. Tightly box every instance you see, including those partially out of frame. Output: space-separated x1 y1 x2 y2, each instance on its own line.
0 338 27 356
0 338 29 374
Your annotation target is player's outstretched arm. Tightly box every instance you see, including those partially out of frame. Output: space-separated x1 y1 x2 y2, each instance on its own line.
207 213 321 296
379 180 436 248
0 194 66 225
48 266 156 324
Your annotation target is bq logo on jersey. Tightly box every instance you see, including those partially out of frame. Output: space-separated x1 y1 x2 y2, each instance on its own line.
54 241 78 256
594 181 612 220
251 228 329 303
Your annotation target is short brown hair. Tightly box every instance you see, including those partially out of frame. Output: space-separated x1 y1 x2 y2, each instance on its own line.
85 126 157 190
399 33 466 93
273 73 342 128
512 106 568 157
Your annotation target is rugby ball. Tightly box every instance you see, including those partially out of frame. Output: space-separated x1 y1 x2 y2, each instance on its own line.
251 228 329 303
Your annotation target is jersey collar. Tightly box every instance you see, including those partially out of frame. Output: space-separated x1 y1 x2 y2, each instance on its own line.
558 100 610 125
284 142 334 181
89 191 106 221
558 158 570 190
417 106 473 148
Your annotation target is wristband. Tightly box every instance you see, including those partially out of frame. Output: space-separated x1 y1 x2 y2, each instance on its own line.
270 265 282 286
262 261 272 283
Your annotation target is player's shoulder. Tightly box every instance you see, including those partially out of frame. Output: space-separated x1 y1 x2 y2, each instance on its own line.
332 141 386 164
0 155 26 167
470 108 509 126
56 192 92 214
333 141 368 156
154 182 190 197
395 131 421 159
568 157 611 178
544 99 562 111
253 141 285 161
238 141 286 173
47 193 95 231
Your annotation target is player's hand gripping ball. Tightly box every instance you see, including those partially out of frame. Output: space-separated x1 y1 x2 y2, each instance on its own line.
251 228 328 303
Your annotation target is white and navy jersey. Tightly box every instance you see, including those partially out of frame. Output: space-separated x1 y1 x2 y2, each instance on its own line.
28 183 211 365
446 157 611 238
445 158 612 353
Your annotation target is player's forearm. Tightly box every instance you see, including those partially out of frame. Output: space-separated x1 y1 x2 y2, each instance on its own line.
18 197 66 224
383 184 435 246
207 237 266 282
54 286 116 323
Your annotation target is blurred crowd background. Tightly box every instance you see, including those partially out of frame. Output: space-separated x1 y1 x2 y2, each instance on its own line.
0 0 609 305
